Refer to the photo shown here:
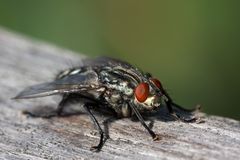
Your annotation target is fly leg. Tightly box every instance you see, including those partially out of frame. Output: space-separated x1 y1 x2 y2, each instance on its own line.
22 107 58 118
22 95 70 118
129 102 160 141
163 90 200 123
165 100 197 122
59 96 106 151
57 93 90 116
171 102 201 113
56 94 70 116
23 94 82 118
83 104 105 152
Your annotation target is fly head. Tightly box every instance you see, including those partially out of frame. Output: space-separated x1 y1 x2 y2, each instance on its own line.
132 75 166 111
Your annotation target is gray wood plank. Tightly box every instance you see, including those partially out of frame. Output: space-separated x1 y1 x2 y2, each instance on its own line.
0 28 239 160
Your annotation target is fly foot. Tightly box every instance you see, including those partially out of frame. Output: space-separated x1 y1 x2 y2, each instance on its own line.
153 134 161 141
90 145 101 152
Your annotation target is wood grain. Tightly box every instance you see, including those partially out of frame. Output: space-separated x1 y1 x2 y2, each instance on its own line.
0 28 239 160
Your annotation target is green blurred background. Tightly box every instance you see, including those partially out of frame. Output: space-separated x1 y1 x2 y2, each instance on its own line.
0 0 239 119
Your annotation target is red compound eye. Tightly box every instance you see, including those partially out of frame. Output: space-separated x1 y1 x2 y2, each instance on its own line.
134 82 149 102
150 78 162 89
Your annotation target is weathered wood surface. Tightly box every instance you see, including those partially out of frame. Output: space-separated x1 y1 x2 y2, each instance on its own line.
0 28 240 160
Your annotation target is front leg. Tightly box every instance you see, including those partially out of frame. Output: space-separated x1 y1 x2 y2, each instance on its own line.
165 98 200 123
160 88 200 122
129 102 160 141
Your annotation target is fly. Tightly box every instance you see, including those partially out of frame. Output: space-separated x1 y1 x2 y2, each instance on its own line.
13 57 201 151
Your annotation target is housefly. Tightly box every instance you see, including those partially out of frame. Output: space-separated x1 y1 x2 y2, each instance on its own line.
13 57 200 151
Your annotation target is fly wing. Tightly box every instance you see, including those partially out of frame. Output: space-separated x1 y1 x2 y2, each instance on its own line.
13 70 99 99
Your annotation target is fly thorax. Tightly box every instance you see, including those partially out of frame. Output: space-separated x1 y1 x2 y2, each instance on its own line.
100 70 134 96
